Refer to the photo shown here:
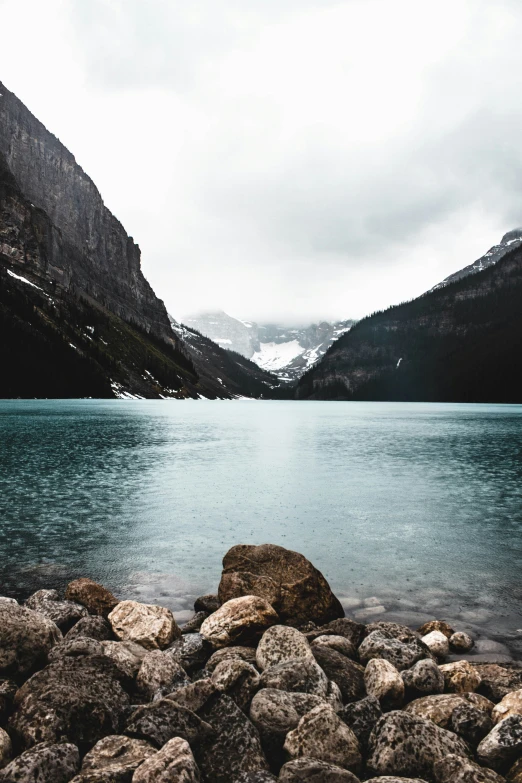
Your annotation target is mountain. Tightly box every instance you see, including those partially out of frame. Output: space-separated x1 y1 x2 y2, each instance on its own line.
295 241 522 402
183 311 355 382
432 229 522 290
0 82 276 399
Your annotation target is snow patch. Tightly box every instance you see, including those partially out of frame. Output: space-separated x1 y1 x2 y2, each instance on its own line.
7 269 43 290
252 340 305 371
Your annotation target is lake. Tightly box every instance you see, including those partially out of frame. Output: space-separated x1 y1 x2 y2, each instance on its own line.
1 400 522 658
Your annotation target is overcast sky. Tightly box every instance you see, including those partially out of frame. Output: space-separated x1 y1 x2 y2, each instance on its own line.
2 0 522 323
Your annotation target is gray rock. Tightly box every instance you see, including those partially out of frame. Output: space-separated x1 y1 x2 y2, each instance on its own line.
405 694 482 729
64 578 119 618
0 602 62 677
234 772 277 783
0 741 79 783
366 710 471 779
101 640 148 680
9 655 129 749
311 647 366 703
0 728 11 770
196 694 269 783
165 679 216 713
306 619 365 649
200 596 279 649
108 601 181 651
180 612 207 634
279 758 361 782
477 714 522 770
256 625 313 671
311 635 357 660
80 735 156 780
259 657 329 698
65 616 113 642
167 634 211 674
450 632 475 653
48 637 104 663
211 659 260 710
326 680 344 712
25 589 88 632
365 778 428 783
132 737 200 783
0 680 18 725
433 754 506 782
338 696 382 751
136 650 189 701
401 659 445 696
206 646 258 673
284 704 361 772
194 595 220 615
364 659 404 709
125 699 213 748
451 702 493 745
358 629 432 671
474 665 522 702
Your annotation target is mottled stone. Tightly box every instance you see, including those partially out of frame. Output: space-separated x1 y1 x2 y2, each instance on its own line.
206 646 258 673
474 665 522 702
136 650 190 701
284 704 361 772
366 778 428 783
508 757 522 782
211 659 260 710
25 589 88 632
256 625 313 671
200 596 278 648
338 696 382 751
180 612 207 634
65 578 119 618
132 737 200 783
259 657 329 698
364 659 404 709
48 637 104 663
440 661 482 693
492 690 522 725
434 754 505 782
450 631 475 653
0 602 62 677
307 619 365 650
451 702 493 744
312 646 366 703
311 635 357 660
65 616 113 642
0 741 79 783
0 728 12 769
406 694 481 729
421 631 450 659
167 633 210 673
234 771 277 782
80 735 156 780
359 629 432 672
101 640 148 680
194 594 220 615
477 714 522 770
165 679 216 713
417 621 454 639
401 658 445 696
279 758 361 782
125 699 213 748
0 680 17 725
108 601 180 651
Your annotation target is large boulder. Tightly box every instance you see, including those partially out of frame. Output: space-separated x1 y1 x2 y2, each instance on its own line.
48 637 105 663
366 710 471 779
405 693 491 729
125 699 213 748
79 735 157 781
439 661 482 694
167 634 210 673
0 741 79 783
259 658 329 698
358 629 432 672
211 659 260 710
311 635 357 660
136 650 190 701
217 544 344 627
477 714 522 770
256 626 313 670
338 696 382 751
311 647 366 703
206 646 258 673
166 679 216 713
200 596 278 648
132 737 200 783
9 655 129 749
364 659 404 709
279 757 361 782
433 753 506 782
25 589 88 632
401 659 445 696
474 665 522 702
451 702 493 745
65 616 113 642
0 602 62 677
108 601 180 650
283 704 361 773
101 640 148 680
65 578 119 618
306 619 365 650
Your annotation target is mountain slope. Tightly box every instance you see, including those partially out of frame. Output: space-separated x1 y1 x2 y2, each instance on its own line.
296 244 522 402
432 229 522 291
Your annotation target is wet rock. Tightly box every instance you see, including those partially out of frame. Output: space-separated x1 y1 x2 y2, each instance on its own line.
211 659 260 710
259 657 329 698
359 629 432 672
206 646 258 673
48 637 104 663
477 714 522 770
311 647 366 703
180 612 207 634
338 696 382 751
0 602 62 677
492 690 522 725
194 594 220 615
451 702 493 744
196 694 269 783
421 631 450 659
474 665 522 702
405 694 484 729
0 728 11 769
279 757 361 782
125 699 213 748
136 650 190 701
200 596 278 649
0 680 17 725
80 735 157 780
364 659 404 709
65 616 113 642
433 754 505 782
218 544 344 627
311 635 357 659
417 620 454 639
167 634 210 674
25 589 88 632
101 640 148 680
108 601 181 651
366 710 471 779
402 659 445 696
307 619 365 650
364 622 420 640
249 688 325 766
0 741 79 783
450 631 475 653
65 578 119 618
256 625 313 670
9 655 129 749
132 737 200 783
440 661 482 693
166 678 216 713
284 703 361 772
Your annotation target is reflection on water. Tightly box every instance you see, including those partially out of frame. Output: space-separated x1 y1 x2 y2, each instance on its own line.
1 400 522 651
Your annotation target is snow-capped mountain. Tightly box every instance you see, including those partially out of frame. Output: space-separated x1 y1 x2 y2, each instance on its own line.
181 311 355 382
432 228 522 291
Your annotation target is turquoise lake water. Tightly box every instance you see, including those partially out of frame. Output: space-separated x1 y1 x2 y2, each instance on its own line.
1 400 522 655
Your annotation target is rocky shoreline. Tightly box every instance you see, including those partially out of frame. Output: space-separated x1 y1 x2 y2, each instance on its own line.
1 543 522 782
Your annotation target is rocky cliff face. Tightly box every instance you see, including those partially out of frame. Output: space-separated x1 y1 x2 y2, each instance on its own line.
0 81 173 341
431 229 522 291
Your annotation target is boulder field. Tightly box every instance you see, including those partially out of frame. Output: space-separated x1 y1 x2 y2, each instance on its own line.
0 543 521 782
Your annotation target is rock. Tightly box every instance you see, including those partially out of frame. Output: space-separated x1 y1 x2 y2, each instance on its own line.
0 728 11 769
194 594 220 614
493 690 522 724
65 578 119 618
167 634 210 674
451 702 493 744
307 619 365 650
401 658 445 696
218 544 344 627
450 631 475 653
284 703 361 772
136 650 190 701
101 640 148 680
364 622 421 640
326 680 344 712
311 647 366 703
440 661 482 693
474 665 522 702
0 601 62 677
311 635 357 659
80 735 157 780
9 655 129 749
48 637 105 662
108 601 181 651
477 715 522 770
249 688 326 766
132 737 200 783
365 779 428 783
338 696 382 751
421 631 450 659
256 626 313 671
358 629 432 672
125 699 213 748
166 678 216 713
211 659 260 710
65 616 113 642
366 710 471 779
417 620 454 639
180 612 207 634
0 680 18 725
206 647 258 673
406 694 488 729
25 589 88 632
235 773 277 783
259 657 329 698
364 659 404 709
279 758 361 782
508 757 522 781
0 741 79 783
196 694 269 783
434 754 506 782
200 596 278 648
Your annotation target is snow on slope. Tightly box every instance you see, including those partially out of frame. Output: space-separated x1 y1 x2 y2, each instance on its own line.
251 340 305 371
